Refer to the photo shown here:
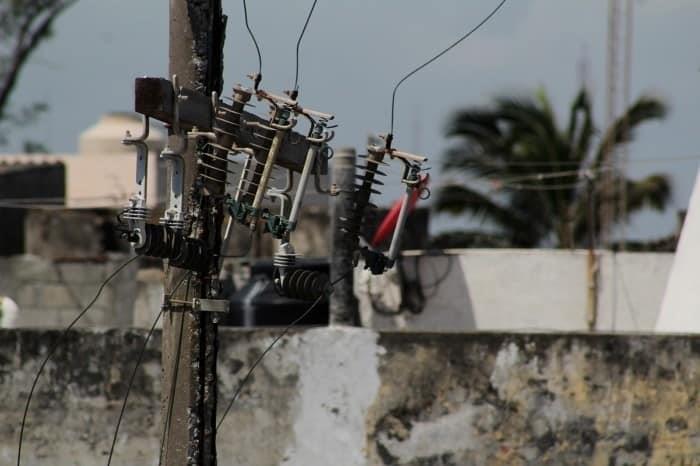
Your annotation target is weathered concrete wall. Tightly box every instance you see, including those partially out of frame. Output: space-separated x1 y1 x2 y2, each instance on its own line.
2 327 699 465
0 250 675 332
358 250 674 333
0 254 139 328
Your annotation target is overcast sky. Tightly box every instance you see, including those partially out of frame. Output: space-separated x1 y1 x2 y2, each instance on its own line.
4 0 700 239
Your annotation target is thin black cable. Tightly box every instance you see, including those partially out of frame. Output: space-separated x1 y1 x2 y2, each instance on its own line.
389 0 508 135
17 255 139 466
216 271 350 432
242 0 262 87
107 311 163 465
106 271 192 466
158 274 193 466
293 0 319 94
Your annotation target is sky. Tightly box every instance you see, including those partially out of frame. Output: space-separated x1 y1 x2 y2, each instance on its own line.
4 0 700 239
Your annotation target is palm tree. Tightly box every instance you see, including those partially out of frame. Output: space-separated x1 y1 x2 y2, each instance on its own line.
434 88 671 249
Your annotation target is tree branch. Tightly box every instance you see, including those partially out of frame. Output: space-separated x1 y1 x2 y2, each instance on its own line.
0 1 75 116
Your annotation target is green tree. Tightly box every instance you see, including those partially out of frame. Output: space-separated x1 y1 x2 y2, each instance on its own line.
434 88 671 249
0 0 76 149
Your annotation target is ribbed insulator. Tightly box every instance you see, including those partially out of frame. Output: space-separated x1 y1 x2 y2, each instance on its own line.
132 224 210 272
280 269 330 301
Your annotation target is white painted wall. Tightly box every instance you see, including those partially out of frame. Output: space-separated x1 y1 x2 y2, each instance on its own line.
357 249 674 333
657 169 700 332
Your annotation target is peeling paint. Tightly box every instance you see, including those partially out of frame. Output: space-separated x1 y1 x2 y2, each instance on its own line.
4 330 700 465
282 327 384 466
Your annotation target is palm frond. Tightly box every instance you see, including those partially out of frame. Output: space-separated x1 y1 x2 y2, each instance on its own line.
434 184 522 227
624 173 672 213
566 89 594 163
594 95 668 167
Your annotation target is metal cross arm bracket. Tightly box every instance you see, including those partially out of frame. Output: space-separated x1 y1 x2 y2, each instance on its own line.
133 77 327 175
163 295 230 313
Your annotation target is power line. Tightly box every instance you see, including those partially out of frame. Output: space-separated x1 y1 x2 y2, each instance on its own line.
293 0 319 95
17 255 140 466
215 272 350 433
390 0 508 135
494 167 610 185
242 0 262 88
497 181 586 191
457 154 700 168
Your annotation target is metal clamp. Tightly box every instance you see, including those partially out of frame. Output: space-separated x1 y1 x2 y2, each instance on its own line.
164 296 230 313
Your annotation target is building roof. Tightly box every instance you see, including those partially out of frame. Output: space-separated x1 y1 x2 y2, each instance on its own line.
0 154 70 168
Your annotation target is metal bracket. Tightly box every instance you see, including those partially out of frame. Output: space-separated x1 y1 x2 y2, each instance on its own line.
164 296 230 313
133 76 327 174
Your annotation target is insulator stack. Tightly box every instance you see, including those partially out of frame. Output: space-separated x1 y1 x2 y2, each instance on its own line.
121 206 149 222
273 246 297 269
134 224 210 272
197 87 253 188
341 148 387 250
279 269 330 301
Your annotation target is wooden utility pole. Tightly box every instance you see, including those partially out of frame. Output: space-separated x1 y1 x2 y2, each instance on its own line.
161 1 225 465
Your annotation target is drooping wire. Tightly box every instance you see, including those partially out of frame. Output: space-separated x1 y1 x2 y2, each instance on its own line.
17 255 140 466
389 0 508 135
242 0 263 88
106 271 192 466
215 271 350 432
158 273 193 466
292 0 319 95
107 310 163 465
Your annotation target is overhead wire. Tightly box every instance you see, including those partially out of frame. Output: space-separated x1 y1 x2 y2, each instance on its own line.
389 0 508 135
456 154 700 168
293 0 319 95
106 271 193 466
215 271 351 433
495 181 587 191
17 255 140 466
242 0 263 88
158 273 193 466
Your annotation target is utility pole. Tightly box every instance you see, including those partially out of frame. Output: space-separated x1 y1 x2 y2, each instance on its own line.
330 147 359 325
162 1 225 465
600 0 620 247
585 174 599 331
618 0 634 251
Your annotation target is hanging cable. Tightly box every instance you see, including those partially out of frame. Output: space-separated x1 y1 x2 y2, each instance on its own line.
496 181 587 191
107 311 163 465
17 255 139 466
158 274 193 466
292 0 319 96
106 271 192 466
215 271 349 433
389 0 508 135
242 0 263 89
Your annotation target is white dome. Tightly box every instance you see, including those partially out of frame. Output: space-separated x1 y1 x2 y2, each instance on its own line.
78 112 166 156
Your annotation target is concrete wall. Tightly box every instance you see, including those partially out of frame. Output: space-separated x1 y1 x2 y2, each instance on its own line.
358 249 674 333
0 254 140 328
0 249 675 332
2 328 699 465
